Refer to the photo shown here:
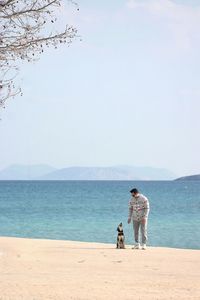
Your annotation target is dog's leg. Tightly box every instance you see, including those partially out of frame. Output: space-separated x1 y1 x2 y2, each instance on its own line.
116 238 119 249
118 236 122 249
122 236 125 249
119 236 125 249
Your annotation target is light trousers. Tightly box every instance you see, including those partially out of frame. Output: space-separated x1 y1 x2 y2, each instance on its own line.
133 219 148 244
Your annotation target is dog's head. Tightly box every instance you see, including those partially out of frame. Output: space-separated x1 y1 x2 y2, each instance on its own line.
117 222 123 233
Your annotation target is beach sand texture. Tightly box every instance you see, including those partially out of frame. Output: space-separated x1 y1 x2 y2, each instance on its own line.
0 237 200 300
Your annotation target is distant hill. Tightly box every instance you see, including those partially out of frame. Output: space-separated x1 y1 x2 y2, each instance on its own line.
0 165 176 181
39 166 176 181
0 164 57 180
175 174 200 181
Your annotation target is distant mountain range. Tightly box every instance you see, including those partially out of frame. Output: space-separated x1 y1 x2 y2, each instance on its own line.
175 174 200 181
0 164 176 180
0 164 56 180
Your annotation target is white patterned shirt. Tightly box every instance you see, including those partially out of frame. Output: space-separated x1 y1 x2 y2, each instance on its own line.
128 194 150 221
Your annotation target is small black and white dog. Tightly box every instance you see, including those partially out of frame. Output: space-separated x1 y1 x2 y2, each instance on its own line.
116 222 125 249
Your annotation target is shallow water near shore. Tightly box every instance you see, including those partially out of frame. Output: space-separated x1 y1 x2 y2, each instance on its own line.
0 180 199 249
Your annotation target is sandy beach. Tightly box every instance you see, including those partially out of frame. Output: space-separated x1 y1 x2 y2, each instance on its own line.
0 237 199 300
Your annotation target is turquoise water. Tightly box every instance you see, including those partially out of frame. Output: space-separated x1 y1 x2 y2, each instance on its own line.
0 180 199 249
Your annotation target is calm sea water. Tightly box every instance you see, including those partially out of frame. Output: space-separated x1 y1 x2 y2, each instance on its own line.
0 180 199 249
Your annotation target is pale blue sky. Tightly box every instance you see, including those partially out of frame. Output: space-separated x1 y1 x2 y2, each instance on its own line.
0 0 200 176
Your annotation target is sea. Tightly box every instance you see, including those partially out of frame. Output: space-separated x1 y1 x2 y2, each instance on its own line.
0 180 199 250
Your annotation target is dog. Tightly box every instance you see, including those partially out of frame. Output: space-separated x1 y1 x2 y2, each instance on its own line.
116 222 125 249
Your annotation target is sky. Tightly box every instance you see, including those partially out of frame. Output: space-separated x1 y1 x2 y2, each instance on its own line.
0 0 200 177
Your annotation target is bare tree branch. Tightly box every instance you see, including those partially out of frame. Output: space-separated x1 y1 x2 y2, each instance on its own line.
0 0 78 108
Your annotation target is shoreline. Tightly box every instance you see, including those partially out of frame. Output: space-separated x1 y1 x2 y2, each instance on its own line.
0 235 200 251
1 235 199 251
0 236 200 300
